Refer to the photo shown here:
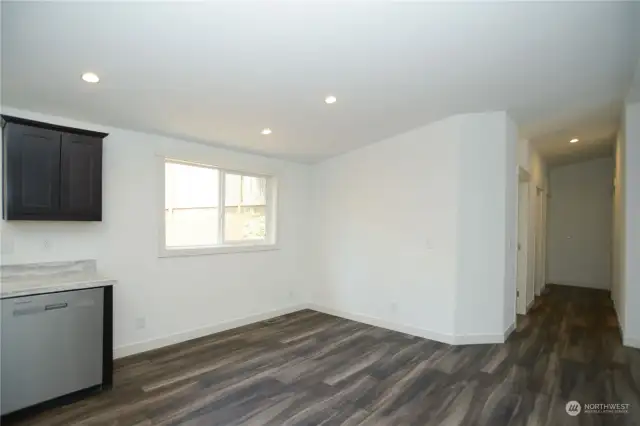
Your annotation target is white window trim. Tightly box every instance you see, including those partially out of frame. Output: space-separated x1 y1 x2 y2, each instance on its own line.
158 157 279 257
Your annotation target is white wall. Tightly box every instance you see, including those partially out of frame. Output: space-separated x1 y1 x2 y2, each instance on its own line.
613 115 626 334
623 102 640 344
0 107 311 357
515 179 529 315
516 140 532 313
310 116 461 341
455 112 517 338
311 111 517 344
546 157 614 290
503 118 518 332
613 101 640 347
0 106 525 350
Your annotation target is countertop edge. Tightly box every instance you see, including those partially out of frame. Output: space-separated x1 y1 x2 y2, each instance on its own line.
0 280 117 299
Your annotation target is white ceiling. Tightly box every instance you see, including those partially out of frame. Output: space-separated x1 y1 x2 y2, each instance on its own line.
529 102 618 168
2 2 639 163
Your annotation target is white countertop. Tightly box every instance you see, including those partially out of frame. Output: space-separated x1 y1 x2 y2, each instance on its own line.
1 260 116 299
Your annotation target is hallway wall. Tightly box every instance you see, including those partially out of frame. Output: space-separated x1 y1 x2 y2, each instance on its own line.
547 157 614 290
613 115 627 334
529 149 549 297
515 140 549 312
623 101 640 345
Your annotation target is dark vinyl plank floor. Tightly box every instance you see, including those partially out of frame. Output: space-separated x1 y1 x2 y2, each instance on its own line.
9 285 640 426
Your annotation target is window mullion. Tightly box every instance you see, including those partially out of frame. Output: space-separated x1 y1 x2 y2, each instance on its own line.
218 170 225 245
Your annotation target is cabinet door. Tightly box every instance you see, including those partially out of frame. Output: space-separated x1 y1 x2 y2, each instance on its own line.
3 123 61 218
60 134 103 220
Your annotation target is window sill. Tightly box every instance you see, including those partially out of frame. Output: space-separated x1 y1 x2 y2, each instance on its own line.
159 243 279 258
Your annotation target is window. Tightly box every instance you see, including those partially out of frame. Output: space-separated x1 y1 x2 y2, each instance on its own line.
162 159 276 256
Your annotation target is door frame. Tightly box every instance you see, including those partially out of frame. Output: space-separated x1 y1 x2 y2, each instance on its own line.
516 167 530 315
534 186 546 296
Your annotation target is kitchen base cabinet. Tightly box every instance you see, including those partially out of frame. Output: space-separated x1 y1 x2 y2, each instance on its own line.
0 286 113 421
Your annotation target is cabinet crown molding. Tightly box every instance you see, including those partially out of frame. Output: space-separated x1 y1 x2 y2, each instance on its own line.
1 115 108 139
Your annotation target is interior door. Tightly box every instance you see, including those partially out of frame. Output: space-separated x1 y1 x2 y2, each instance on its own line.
535 187 546 295
516 180 529 315
533 188 540 295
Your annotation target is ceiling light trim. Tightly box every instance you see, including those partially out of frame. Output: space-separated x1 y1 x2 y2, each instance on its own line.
81 72 100 83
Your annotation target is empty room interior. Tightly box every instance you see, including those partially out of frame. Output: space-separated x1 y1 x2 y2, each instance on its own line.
0 2 639 425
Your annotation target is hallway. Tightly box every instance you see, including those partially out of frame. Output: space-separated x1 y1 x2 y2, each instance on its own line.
512 285 640 425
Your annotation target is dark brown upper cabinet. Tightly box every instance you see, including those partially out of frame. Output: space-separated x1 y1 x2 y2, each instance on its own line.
2 116 108 221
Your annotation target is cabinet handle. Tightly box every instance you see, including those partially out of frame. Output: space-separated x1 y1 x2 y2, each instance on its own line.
45 302 68 311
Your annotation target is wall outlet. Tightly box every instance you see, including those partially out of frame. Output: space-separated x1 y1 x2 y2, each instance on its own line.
43 239 52 251
425 239 434 250
135 317 146 330
390 302 398 314
288 290 295 300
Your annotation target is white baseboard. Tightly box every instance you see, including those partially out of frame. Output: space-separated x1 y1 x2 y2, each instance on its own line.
115 302 518 358
503 322 516 340
450 332 507 345
526 298 535 313
610 298 635 348
548 281 610 291
114 304 307 359
612 297 625 338
307 303 456 345
624 337 640 349
307 304 513 346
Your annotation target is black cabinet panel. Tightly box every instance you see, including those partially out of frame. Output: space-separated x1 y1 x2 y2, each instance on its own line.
2 116 107 221
61 134 102 220
3 124 61 219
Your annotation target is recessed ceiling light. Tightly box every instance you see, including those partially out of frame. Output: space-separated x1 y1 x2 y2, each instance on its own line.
325 95 337 104
261 128 272 135
81 72 100 83
570 138 579 143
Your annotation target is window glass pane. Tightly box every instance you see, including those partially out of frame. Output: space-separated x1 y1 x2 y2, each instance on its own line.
224 173 267 241
224 173 242 207
165 162 219 247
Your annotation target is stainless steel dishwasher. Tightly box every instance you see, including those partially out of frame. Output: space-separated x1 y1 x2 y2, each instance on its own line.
1 288 104 415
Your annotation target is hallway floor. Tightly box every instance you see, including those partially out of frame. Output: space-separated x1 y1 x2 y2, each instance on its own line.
510 284 640 425
7 285 640 426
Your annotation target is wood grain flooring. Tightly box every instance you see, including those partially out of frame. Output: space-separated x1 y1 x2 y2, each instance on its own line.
8 284 640 425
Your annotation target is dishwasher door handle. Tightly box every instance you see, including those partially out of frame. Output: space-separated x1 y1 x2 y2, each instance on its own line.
45 303 68 311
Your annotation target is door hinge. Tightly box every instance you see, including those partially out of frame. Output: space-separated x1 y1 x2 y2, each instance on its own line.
517 290 520 297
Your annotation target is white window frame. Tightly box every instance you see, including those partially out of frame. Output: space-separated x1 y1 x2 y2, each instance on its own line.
159 157 278 257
